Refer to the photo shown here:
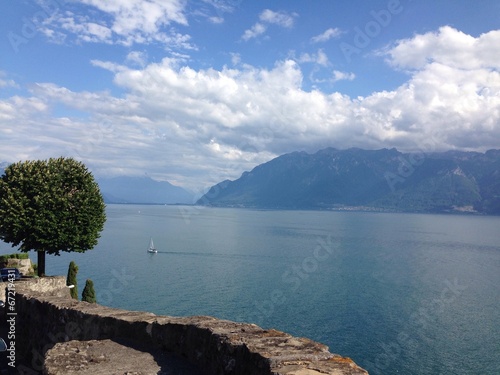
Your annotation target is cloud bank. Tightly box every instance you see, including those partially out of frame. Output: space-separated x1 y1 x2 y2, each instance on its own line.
1 26 499 191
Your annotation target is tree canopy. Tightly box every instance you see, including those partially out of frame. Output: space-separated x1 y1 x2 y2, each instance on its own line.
0 157 106 276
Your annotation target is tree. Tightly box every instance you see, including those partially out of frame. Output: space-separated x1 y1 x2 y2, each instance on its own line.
81 279 96 303
0 157 106 276
66 261 79 299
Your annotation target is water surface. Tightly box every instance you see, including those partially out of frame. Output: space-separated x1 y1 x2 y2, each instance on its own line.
2 205 499 374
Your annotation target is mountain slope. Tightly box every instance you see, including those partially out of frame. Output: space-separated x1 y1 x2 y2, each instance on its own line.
197 148 500 214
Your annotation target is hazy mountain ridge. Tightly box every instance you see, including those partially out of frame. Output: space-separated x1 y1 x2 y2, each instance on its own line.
197 148 500 214
97 176 194 204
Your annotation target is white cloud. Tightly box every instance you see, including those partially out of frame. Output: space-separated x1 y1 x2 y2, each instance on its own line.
0 73 18 89
0 96 48 121
259 9 296 28
365 27 500 150
242 9 297 41
126 51 148 67
332 70 355 82
296 49 330 68
80 0 188 32
39 0 193 48
230 53 242 66
385 26 500 70
208 16 224 24
311 27 342 43
2 27 500 189
41 12 113 44
242 23 267 41
85 22 113 41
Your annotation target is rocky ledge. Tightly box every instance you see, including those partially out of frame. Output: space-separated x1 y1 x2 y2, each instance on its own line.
14 277 368 375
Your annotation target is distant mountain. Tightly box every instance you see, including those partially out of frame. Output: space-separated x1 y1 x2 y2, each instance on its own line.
97 176 194 205
197 148 500 214
0 163 193 205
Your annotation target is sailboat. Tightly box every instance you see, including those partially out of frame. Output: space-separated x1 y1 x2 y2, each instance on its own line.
147 237 157 253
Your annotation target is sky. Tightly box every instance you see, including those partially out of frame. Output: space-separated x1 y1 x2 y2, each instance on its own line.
1 0 500 193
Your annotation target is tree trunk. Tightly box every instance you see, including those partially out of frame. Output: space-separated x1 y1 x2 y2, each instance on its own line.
37 251 46 277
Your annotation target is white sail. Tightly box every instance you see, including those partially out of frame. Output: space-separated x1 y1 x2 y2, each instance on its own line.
147 237 157 253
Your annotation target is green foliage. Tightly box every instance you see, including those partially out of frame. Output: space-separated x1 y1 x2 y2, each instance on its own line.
66 261 79 299
81 279 96 303
0 157 106 276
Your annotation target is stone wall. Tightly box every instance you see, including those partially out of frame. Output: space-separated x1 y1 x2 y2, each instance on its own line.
12 277 368 375
0 258 35 301
0 258 34 275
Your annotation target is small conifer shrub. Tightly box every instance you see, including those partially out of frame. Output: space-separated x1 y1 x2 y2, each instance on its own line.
82 279 96 303
66 261 79 299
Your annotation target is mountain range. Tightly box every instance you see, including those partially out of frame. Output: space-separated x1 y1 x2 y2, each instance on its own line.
197 148 500 214
2 148 499 213
97 176 194 204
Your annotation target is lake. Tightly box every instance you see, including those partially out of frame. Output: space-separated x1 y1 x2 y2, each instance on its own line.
1 205 499 375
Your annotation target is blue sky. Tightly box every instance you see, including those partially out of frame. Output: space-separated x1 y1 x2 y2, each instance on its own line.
1 0 500 192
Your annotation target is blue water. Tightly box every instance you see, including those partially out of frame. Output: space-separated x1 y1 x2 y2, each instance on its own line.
1 205 499 375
